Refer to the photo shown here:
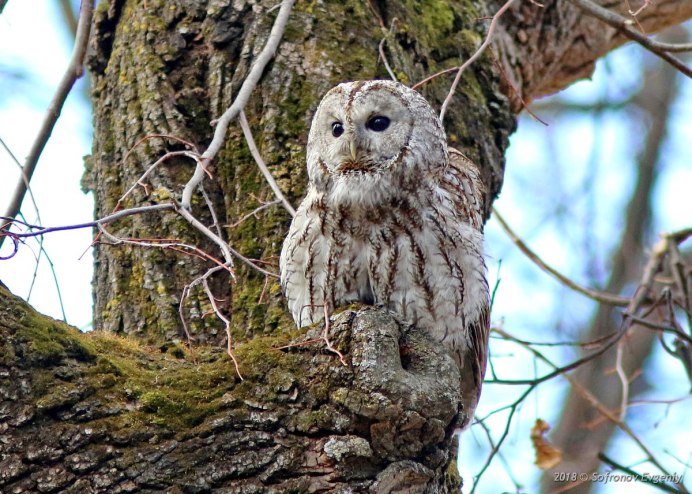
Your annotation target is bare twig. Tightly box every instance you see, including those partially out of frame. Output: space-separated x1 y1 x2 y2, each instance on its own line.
181 0 296 209
200 185 224 239
412 66 463 91
378 18 399 82
492 207 631 306
227 246 279 278
0 137 43 232
614 340 630 421
117 150 201 209
492 59 549 125
439 0 517 122
225 199 281 229
1 204 175 240
645 41 692 53
567 0 692 78
471 384 535 493
0 0 93 249
175 204 236 277
498 327 684 488
203 278 243 379
58 0 79 37
378 38 397 81
625 0 651 18
0 138 61 307
238 111 296 217
487 324 627 385
622 230 686 323
320 304 347 366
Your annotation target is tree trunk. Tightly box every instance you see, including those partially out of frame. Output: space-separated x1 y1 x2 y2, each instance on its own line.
2 0 690 491
83 0 513 344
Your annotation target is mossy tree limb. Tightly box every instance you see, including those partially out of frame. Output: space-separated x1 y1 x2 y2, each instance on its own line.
0 284 461 492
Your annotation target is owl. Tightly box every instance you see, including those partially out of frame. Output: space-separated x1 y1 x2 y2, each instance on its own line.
279 80 489 428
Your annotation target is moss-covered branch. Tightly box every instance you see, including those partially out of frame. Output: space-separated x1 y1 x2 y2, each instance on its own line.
0 283 462 492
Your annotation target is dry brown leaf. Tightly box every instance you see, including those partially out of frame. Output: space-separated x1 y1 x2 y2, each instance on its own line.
531 418 562 469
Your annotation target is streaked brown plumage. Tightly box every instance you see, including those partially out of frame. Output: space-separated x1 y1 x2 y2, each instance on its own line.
280 80 490 427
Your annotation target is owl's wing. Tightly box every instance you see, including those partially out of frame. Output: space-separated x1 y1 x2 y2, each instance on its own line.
447 147 486 232
445 147 490 423
279 190 329 328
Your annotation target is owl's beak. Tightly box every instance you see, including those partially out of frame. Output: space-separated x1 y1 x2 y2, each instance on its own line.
349 139 358 161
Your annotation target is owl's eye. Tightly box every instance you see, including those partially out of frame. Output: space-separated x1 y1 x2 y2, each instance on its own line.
366 116 390 132
331 122 344 137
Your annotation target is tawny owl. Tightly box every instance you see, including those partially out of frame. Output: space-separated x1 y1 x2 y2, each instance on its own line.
279 80 489 427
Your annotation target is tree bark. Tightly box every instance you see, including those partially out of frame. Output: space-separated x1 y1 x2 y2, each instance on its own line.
2 0 691 491
0 283 461 492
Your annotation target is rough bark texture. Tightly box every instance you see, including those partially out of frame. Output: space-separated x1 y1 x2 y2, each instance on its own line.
494 0 692 108
0 283 461 492
2 0 691 491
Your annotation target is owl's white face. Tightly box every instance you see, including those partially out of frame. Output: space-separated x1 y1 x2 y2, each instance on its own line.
306 81 448 200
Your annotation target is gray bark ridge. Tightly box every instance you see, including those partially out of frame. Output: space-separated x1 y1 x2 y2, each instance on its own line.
0 284 462 493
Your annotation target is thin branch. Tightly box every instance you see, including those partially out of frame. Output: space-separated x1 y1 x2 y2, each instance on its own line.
13 213 68 323
238 111 296 217
492 207 631 306
439 0 517 122
181 0 296 209
567 0 692 78
492 59 549 125
96 226 234 277
412 66 462 91
175 204 235 276
58 0 79 37
0 204 175 240
203 278 243 380
227 246 279 279
225 199 281 229
646 41 692 53
623 312 692 342
501 327 684 487
471 384 536 493
487 325 626 385
489 328 619 348
378 18 400 82
117 150 201 210
0 137 43 231
0 0 93 249
614 340 630 421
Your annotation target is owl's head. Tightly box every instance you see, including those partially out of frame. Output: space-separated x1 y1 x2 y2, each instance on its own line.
306 80 448 197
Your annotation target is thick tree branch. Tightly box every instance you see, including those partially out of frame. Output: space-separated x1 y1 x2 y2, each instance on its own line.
567 0 691 77
0 287 462 493
494 0 692 108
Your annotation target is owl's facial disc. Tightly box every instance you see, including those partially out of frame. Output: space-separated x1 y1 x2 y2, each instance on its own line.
314 84 414 175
